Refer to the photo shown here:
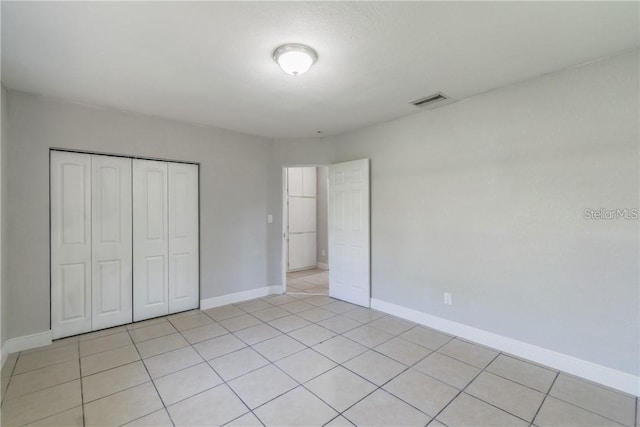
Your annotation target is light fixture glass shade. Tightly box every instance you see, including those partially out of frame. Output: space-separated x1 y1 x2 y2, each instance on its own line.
273 44 317 76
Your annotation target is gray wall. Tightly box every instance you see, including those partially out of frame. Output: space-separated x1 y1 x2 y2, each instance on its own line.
331 50 639 375
1 86 7 350
316 167 329 266
4 90 273 339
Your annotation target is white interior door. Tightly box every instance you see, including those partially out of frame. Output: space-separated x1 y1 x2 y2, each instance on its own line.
329 159 370 307
168 162 199 314
287 167 317 271
133 159 169 321
51 151 92 339
91 155 133 330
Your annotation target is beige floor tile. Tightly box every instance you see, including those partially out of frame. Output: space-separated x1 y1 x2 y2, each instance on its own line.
466 371 545 421
275 348 336 383
343 389 431 427
4 359 80 400
1 380 81 426
549 373 635 426
154 362 222 405
168 384 249 426
369 316 415 335
219 314 263 332
399 326 453 350
534 396 622 427
20 337 78 355
84 382 163 427
181 323 228 344
301 295 335 306
317 316 362 334
127 317 169 330
343 325 393 347
2 353 18 377
288 324 336 346
79 331 132 357
25 406 83 427
2 374 10 402
78 326 127 342
82 361 150 403
123 409 173 426
323 301 359 315
342 307 386 323
252 335 306 362
437 393 528 426
81 344 141 376
254 386 338 426
167 309 201 321
194 334 246 360
374 337 433 366
136 333 189 359
383 369 458 417
169 313 215 331
251 306 289 322
262 294 298 306
234 324 282 345
324 415 355 426
437 338 499 369
224 411 262 426
235 299 273 313
486 354 557 393
14 344 79 374
297 307 337 322
413 352 480 389
343 350 406 386
203 305 245 321
312 336 368 364
305 366 377 412
268 315 312 333
228 365 297 409
209 347 269 381
279 300 316 314
129 322 177 343
143 345 203 379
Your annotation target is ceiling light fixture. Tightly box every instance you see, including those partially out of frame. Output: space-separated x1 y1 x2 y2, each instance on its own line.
273 44 317 76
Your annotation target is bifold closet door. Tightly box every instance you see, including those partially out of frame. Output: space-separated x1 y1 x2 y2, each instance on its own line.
51 151 92 339
133 159 169 321
91 155 133 330
168 162 199 314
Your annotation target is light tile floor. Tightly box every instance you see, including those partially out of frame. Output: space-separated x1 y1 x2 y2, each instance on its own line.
1 294 637 426
286 269 328 295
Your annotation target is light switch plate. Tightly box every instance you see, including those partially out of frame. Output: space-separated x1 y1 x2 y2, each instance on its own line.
267 214 273 223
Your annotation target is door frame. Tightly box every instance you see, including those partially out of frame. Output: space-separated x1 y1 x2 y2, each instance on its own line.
281 164 329 294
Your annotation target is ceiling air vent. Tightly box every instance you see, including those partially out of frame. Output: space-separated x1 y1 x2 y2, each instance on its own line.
410 92 449 107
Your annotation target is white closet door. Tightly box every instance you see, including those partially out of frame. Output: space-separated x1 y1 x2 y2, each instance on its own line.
91 155 133 330
329 159 370 307
133 159 169 321
168 162 199 314
51 151 92 339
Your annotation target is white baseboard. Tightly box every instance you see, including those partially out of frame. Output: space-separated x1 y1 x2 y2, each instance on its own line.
2 330 52 364
316 263 329 270
200 286 281 310
371 298 640 397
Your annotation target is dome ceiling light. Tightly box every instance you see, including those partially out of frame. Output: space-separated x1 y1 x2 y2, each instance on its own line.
273 44 317 76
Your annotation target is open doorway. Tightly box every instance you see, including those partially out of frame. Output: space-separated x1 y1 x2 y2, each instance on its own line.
283 166 329 295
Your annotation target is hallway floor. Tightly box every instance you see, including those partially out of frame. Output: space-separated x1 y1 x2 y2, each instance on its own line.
1 295 637 426
286 269 328 295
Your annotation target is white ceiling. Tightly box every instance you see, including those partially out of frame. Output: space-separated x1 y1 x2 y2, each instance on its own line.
2 2 638 139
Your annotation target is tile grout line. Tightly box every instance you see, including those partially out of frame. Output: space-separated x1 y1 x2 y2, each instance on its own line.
530 370 560 426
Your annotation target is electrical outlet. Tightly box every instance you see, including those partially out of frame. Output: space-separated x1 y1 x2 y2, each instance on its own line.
321 249 326 257
444 292 452 305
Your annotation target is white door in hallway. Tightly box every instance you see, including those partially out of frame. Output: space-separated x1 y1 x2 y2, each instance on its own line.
168 162 199 314
91 155 133 330
329 159 370 307
133 159 169 321
51 151 92 339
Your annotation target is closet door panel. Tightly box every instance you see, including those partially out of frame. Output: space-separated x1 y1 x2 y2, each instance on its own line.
133 159 169 321
91 155 133 330
51 151 92 339
168 163 199 313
